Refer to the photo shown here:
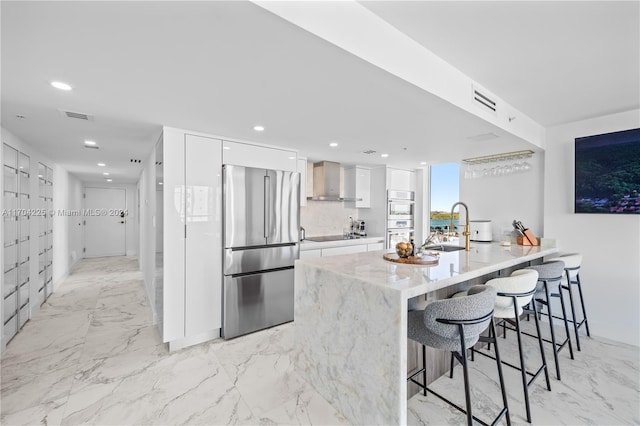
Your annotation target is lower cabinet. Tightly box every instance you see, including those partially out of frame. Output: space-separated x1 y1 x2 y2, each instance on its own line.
299 249 321 259
299 241 384 259
321 245 367 257
367 242 384 251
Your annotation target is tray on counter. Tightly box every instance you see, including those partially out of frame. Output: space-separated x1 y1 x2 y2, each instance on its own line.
383 253 439 265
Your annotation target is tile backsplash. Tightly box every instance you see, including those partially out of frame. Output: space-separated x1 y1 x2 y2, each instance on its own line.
301 200 358 237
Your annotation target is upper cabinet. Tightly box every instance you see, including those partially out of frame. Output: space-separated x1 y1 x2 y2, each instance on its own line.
222 140 297 172
298 158 307 207
344 166 371 208
386 167 415 192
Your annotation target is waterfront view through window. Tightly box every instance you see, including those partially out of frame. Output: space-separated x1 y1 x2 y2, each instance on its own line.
429 162 460 234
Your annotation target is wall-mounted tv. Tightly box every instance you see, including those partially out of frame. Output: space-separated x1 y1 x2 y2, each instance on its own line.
575 128 640 214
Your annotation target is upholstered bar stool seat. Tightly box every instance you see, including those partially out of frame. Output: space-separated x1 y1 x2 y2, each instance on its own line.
407 285 511 426
456 269 551 424
525 260 574 380
547 253 590 351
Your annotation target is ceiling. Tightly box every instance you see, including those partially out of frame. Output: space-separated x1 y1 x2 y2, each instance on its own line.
2 1 638 184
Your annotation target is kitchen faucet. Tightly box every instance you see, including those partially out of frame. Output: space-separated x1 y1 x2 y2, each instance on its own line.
450 201 471 251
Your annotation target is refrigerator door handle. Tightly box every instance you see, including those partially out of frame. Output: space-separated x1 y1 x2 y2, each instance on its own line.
264 174 270 239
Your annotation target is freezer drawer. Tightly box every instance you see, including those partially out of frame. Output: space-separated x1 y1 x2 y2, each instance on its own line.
224 244 298 275
223 268 294 339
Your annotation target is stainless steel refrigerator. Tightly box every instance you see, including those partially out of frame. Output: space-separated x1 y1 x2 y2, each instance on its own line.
222 165 300 339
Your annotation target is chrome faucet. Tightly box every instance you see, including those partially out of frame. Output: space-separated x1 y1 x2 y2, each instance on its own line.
450 201 471 251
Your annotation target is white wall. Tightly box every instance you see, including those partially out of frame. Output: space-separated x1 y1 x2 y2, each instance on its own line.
460 152 545 241
82 182 139 256
544 109 640 346
52 165 84 285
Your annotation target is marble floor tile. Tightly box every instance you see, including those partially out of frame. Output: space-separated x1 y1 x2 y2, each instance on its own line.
257 381 350 426
2 255 638 426
215 348 308 417
61 343 256 425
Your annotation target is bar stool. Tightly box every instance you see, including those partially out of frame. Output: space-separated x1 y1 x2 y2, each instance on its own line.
464 269 551 423
407 285 511 426
525 261 574 380
551 253 590 351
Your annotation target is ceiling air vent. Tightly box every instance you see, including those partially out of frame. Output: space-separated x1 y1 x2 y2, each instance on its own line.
472 86 497 113
59 109 94 121
362 149 377 155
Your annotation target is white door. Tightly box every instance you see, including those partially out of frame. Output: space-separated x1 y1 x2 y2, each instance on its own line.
84 187 126 257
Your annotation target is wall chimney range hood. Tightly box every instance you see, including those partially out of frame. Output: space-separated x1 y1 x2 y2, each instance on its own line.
308 161 360 202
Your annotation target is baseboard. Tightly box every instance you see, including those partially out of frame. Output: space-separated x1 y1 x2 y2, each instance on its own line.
168 329 221 352
52 271 70 293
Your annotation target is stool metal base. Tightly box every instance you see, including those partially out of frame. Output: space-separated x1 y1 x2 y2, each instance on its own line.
408 318 511 426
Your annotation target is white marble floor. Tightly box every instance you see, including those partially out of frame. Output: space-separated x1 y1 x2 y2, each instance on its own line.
1 256 638 425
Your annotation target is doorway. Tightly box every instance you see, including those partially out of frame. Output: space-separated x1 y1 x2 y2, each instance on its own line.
84 187 127 257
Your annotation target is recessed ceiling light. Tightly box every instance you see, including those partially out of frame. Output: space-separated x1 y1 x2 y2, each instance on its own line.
223 146 231 150
329 142 338 147
97 163 106 167
253 125 265 132
51 81 72 91
288 156 296 160
420 161 427 165
84 140 97 146
103 172 110 176
106 179 113 182
381 154 389 158
159 182 163 185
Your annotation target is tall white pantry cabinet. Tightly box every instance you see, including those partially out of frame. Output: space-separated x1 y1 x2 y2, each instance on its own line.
162 128 223 350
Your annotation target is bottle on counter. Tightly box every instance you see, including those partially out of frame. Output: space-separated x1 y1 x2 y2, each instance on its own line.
409 236 415 257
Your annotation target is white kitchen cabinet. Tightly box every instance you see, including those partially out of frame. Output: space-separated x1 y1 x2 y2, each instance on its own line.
298 158 307 207
162 127 223 348
185 134 222 336
367 242 384 251
387 167 416 191
344 166 371 208
322 245 368 257
299 249 321 259
223 140 297 172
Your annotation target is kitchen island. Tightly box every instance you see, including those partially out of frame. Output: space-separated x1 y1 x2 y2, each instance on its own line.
293 240 558 425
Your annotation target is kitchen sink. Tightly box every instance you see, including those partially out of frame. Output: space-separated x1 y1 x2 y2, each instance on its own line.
423 245 466 252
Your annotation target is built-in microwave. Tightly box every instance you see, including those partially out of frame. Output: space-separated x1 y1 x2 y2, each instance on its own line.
387 190 415 220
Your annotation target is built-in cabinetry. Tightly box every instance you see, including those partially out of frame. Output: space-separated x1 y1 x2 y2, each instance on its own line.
387 167 415 191
222 140 297 172
300 240 384 259
2 144 32 345
344 166 371 208
37 163 53 305
161 128 299 350
357 166 417 241
162 128 222 350
298 158 307 207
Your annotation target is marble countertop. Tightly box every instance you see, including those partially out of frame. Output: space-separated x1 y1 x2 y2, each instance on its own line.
296 240 558 299
299 235 385 250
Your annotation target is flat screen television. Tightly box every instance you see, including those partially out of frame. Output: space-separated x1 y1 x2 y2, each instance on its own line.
574 128 640 214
